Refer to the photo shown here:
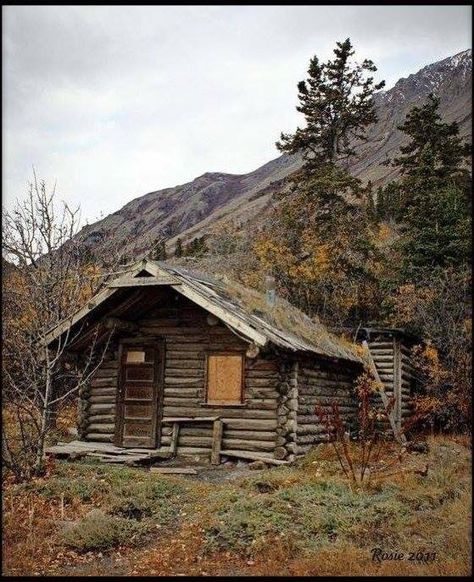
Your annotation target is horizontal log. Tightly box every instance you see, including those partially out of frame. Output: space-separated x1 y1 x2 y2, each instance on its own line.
367 349 393 356
165 353 203 361
165 369 204 379
247 389 279 399
245 378 279 387
246 400 278 410
164 343 208 351
89 396 116 404
163 427 211 437
165 378 203 386
372 355 394 363
90 404 116 414
222 438 275 452
299 369 353 381
165 360 204 369
373 362 394 370
90 387 117 397
246 371 279 380
297 434 327 444
220 450 287 464
163 397 201 406
164 388 202 397
247 361 279 372
297 414 355 425
87 414 116 424
94 367 119 378
140 325 208 335
162 406 276 419
222 419 278 430
91 377 117 387
298 380 355 392
298 405 357 415
299 395 357 405
161 435 213 447
85 433 114 443
224 429 275 440
296 424 326 435
375 374 395 384
171 446 211 454
298 386 352 397
87 424 115 433
368 342 394 349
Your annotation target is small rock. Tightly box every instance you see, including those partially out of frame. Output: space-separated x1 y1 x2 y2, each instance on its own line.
408 441 429 454
248 460 267 471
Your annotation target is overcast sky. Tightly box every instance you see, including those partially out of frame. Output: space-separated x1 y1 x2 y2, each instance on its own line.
3 5 471 225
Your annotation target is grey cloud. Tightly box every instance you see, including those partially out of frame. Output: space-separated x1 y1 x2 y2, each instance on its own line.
3 5 471 224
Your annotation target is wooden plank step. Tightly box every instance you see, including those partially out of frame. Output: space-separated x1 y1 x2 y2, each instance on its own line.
162 416 220 422
220 450 288 465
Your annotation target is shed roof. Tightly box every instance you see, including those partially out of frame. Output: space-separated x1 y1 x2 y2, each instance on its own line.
43 259 361 363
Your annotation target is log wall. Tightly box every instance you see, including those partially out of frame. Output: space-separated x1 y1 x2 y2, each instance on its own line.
81 293 280 459
295 357 361 456
368 335 415 430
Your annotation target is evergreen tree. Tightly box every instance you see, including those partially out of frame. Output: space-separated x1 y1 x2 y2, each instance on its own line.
391 94 471 278
393 94 470 190
255 40 386 324
151 239 167 261
365 185 378 224
375 186 386 220
174 238 183 258
183 236 208 258
277 38 385 175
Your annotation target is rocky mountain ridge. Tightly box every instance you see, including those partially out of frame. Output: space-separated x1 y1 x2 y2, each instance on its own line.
78 49 472 258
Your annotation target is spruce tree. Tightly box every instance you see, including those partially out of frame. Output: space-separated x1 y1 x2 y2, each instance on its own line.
391 94 471 277
393 94 470 189
261 39 386 324
174 238 183 258
365 186 378 224
151 239 167 261
277 38 385 175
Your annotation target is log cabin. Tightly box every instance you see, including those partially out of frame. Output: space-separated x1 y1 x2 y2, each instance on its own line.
43 259 413 464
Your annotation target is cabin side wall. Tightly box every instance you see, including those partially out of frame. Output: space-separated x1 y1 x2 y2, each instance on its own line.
79 297 280 459
295 357 361 456
367 334 415 429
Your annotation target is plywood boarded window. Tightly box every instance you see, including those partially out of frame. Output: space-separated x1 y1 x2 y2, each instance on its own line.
206 354 243 405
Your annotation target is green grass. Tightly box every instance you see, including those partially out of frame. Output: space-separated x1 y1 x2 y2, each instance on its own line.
60 509 146 551
4 437 471 575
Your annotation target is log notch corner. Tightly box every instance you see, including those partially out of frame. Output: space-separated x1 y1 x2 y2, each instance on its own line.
276 360 299 461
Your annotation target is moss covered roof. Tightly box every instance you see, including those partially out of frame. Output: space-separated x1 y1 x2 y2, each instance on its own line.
162 262 361 363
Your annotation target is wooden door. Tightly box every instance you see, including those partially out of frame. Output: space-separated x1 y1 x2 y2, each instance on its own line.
117 343 163 448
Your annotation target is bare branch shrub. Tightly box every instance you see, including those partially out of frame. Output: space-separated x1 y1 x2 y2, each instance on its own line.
2 173 118 480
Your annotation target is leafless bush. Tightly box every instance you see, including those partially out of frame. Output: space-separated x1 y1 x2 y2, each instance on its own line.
2 173 117 480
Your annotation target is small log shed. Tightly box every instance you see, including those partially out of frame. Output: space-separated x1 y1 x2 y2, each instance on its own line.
43 259 412 464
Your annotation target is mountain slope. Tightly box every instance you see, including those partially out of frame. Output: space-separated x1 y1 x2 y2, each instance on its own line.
78 49 472 258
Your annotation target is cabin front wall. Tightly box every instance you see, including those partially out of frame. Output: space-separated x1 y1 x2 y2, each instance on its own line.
78 293 281 460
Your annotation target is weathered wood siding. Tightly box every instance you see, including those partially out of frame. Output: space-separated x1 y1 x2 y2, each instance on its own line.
81 294 280 459
400 342 416 422
295 357 360 456
368 335 415 429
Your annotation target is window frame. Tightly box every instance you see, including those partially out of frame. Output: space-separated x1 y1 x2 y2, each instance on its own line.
203 350 246 407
